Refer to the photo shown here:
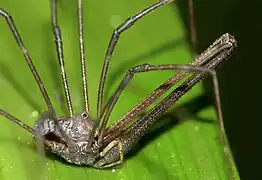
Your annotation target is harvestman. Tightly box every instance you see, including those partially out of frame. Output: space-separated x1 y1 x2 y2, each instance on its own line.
0 0 237 171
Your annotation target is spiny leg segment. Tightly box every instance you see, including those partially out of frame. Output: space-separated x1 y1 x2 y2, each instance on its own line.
103 32 229 140
96 34 236 176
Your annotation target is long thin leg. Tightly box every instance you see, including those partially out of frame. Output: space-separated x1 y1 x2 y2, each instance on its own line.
0 9 55 114
183 8 234 177
188 0 197 55
122 67 219 148
51 0 73 116
77 0 90 115
0 109 35 135
104 33 234 138
49 0 76 149
98 63 218 143
0 7 73 149
97 0 175 117
0 109 46 157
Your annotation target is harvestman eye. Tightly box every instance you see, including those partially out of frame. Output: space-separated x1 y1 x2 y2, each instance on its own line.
0 0 237 178
81 112 88 118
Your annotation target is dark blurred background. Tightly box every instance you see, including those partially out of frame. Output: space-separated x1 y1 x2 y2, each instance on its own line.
177 0 261 179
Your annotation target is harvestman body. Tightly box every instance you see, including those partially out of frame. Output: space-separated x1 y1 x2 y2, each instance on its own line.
0 0 237 171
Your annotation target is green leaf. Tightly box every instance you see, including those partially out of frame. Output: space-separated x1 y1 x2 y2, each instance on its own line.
0 0 239 179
